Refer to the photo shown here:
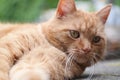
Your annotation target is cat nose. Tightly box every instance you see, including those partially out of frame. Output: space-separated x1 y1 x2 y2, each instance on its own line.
82 47 91 53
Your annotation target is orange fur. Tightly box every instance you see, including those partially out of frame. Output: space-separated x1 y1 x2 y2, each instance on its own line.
0 0 112 80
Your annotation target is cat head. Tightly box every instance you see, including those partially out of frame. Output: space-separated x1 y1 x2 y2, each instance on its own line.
43 0 112 67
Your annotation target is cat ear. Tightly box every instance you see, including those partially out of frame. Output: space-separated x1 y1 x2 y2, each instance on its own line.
56 0 77 18
96 4 112 24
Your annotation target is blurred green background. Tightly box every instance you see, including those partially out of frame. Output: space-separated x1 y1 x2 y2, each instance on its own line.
0 0 120 22
0 0 58 22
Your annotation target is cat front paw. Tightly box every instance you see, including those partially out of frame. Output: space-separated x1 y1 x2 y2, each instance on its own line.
10 68 50 80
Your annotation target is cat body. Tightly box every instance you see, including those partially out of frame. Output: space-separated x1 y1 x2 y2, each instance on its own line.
0 23 83 80
0 0 112 80
0 24 42 80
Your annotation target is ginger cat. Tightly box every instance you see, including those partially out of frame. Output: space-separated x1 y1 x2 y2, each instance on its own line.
0 0 111 80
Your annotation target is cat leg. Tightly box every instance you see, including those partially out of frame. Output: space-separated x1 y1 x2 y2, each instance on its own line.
9 63 50 80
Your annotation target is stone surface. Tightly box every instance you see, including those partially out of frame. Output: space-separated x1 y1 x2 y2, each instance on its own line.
75 59 120 80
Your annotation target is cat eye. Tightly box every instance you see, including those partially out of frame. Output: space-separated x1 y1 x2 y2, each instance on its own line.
93 36 101 43
70 30 80 39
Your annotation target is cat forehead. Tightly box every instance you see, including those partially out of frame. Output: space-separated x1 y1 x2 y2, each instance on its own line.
52 10 104 32
64 11 101 31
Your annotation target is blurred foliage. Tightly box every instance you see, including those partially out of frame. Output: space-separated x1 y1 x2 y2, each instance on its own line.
43 0 58 9
0 0 119 22
0 0 58 22
114 0 120 6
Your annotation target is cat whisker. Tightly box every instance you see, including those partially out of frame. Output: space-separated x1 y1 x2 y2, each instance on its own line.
92 53 102 62
85 54 101 80
94 53 106 62
92 56 98 63
88 53 108 79
65 53 74 80
65 53 73 70
88 59 95 80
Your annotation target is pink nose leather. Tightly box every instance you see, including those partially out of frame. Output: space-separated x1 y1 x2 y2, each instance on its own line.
82 48 91 53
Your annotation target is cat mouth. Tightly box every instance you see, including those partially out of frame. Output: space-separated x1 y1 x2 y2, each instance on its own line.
65 50 92 67
65 52 85 67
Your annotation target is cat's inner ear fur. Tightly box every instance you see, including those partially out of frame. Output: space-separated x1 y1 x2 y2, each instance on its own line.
96 4 112 24
56 0 77 18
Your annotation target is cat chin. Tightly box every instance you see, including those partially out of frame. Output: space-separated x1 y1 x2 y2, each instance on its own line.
72 55 93 67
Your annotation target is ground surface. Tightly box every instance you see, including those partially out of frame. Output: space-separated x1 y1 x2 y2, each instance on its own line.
75 59 120 80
